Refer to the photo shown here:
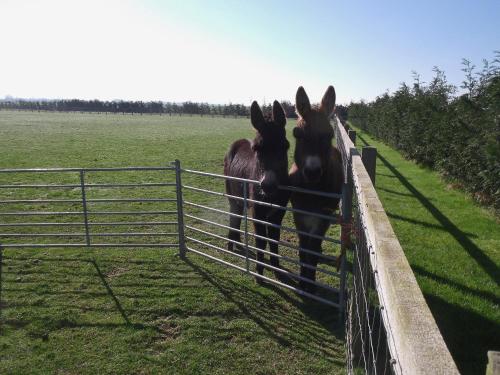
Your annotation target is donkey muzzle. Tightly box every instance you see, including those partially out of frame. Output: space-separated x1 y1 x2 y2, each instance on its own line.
303 156 322 183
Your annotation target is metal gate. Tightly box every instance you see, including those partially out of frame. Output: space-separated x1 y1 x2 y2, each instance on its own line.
0 161 349 313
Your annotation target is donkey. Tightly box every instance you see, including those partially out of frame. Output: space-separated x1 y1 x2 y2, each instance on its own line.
289 86 344 293
224 100 290 278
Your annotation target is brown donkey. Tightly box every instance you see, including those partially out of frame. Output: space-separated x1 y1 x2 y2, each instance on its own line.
289 86 344 293
224 101 291 278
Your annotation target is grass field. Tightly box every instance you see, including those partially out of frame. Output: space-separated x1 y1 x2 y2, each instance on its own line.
1 110 498 375
0 110 345 374
349 124 500 375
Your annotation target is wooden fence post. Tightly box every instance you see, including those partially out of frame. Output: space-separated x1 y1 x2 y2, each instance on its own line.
361 146 377 186
348 130 357 145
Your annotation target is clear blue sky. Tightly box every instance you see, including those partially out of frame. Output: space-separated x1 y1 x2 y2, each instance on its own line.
0 0 498 104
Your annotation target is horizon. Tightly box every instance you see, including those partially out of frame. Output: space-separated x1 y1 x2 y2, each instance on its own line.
0 0 498 105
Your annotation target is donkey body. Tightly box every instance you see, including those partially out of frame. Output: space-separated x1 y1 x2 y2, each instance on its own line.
224 101 290 277
289 86 344 293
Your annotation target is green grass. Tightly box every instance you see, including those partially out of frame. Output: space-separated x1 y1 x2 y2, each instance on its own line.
0 111 345 374
350 123 500 375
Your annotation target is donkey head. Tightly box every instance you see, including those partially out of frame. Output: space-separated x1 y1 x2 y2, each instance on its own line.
293 86 336 184
251 100 289 196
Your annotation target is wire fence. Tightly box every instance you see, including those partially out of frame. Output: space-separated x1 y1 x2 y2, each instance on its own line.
335 117 458 375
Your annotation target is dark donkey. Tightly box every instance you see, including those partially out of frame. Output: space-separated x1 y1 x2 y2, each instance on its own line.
224 100 290 278
289 86 344 293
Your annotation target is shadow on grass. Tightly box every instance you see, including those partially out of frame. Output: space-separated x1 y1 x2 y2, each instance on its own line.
0 250 344 366
90 259 131 325
184 256 344 360
412 264 500 307
386 212 478 238
424 294 499 375
358 133 499 286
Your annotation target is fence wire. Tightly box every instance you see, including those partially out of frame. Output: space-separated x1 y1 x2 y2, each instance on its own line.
336 118 400 375
346 191 397 375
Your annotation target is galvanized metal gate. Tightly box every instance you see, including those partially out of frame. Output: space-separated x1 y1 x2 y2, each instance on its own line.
0 160 350 312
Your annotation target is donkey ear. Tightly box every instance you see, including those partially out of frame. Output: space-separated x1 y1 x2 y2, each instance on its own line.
250 101 265 132
272 100 286 127
320 85 336 116
295 86 311 118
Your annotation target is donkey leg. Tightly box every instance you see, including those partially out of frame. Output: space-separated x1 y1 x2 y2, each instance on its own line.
254 222 267 277
298 234 312 289
267 226 280 268
301 238 323 295
227 200 243 251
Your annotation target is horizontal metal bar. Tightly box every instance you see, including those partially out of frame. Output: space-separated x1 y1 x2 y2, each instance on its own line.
184 201 340 244
0 184 80 188
186 224 243 242
181 169 260 184
0 222 85 227
87 198 176 203
0 199 81 204
186 246 247 271
0 198 175 204
187 235 338 292
0 211 84 216
183 185 339 222
90 232 178 237
180 169 342 198
278 185 342 199
185 236 246 260
0 243 178 248
184 216 337 263
85 183 176 188
0 167 175 173
0 221 177 227
0 183 174 188
186 246 339 308
185 225 340 278
0 233 85 237
87 211 177 215
87 221 178 226
247 214 340 245
0 232 177 237
248 256 339 293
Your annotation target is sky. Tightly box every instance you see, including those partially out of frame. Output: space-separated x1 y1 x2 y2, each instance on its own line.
0 0 498 105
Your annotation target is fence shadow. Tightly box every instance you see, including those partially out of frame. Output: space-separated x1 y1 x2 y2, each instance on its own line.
184 256 344 361
0 250 345 367
357 133 499 286
424 294 498 375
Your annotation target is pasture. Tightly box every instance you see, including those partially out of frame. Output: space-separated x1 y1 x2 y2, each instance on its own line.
0 110 345 374
1 110 498 374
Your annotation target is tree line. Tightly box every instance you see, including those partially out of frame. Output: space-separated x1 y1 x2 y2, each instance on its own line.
347 52 500 211
0 98 300 118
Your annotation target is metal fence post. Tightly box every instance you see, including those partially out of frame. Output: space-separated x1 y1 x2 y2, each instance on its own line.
362 146 377 186
79 170 91 246
242 181 250 273
174 160 186 258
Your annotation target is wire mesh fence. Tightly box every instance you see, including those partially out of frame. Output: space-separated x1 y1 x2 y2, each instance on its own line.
346 190 397 374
